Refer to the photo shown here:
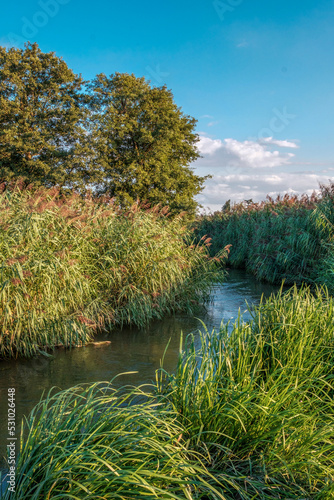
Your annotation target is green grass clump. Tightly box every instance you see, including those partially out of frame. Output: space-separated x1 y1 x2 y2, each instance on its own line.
2 381 224 499
0 184 227 360
3 285 334 498
160 284 334 498
193 185 334 286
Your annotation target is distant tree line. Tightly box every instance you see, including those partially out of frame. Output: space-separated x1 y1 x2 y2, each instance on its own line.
0 42 208 215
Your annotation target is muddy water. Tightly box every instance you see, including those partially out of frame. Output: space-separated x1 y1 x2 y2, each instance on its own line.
0 269 280 473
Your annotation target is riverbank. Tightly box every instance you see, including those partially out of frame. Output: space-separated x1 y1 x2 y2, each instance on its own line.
193 183 334 289
3 284 334 499
0 268 279 471
0 185 228 360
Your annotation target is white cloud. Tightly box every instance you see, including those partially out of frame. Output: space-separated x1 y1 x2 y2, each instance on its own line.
194 134 334 211
197 136 224 155
196 136 295 169
260 137 299 149
224 138 294 168
196 171 332 212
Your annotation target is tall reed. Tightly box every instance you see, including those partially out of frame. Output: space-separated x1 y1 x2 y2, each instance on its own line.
0 183 228 359
160 284 334 498
193 186 334 286
3 285 334 498
1 381 224 499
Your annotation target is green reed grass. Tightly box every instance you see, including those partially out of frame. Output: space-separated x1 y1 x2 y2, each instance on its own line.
159 284 334 498
3 285 334 498
1 380 224 499
0 184 228 360
193 186 334 286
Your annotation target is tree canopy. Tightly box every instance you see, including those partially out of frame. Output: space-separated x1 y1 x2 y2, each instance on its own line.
0 43 207 215
89 73 208 215
0 42 89 189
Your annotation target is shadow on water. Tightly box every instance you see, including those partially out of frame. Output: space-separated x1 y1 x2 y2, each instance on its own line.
0 269 281 475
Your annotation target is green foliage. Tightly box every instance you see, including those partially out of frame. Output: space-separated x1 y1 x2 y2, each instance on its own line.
2 381 223 499
89 72 208 216
4 286 334 498
0 43 208 216
193 190 334 285
160 285 334 498
0 184 227 360
310 182 334 292
0 43 90 190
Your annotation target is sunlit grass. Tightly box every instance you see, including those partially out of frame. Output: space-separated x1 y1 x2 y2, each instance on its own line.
3 285 334 498
1 381 224 499
159 284 334 498
0 184 228 360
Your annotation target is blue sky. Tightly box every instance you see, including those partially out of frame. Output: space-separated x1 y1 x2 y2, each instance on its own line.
1 0 334 210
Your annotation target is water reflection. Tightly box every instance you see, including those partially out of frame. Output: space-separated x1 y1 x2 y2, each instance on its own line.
0 269 280 468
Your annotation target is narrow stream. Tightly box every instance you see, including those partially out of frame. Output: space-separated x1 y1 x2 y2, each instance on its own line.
0 269 281 474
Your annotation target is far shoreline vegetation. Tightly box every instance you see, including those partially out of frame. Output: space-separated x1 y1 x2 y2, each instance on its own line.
1 42 334 499
194 183 334 290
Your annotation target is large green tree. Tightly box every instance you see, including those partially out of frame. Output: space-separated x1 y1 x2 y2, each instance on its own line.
89 73 208 215
0 42 90 189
